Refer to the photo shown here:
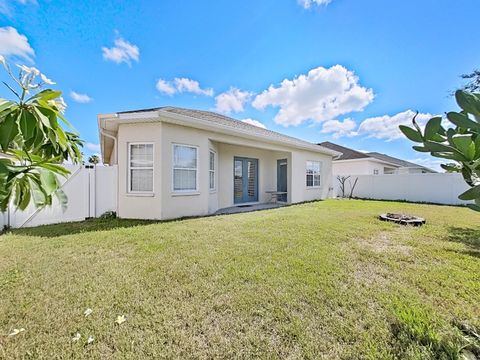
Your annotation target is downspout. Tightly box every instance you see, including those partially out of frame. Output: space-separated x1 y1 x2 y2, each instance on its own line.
100 129 118 165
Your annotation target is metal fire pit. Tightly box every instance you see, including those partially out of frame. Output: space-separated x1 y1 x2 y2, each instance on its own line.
379 213 426 226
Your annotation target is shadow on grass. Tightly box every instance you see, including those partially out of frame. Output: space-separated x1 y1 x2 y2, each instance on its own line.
8 218 159 238
446 227 480 258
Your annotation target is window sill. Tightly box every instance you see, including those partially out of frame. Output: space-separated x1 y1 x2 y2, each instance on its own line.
306 186 322 190
209 189 217 194
171 191 200 197
126 192 155 197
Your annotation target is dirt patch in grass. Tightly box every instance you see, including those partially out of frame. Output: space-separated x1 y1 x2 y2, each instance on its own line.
359 230 413 256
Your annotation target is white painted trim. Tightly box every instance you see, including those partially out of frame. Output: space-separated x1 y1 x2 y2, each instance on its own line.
171 143 200 193
127 142 154 194
209 149 217 191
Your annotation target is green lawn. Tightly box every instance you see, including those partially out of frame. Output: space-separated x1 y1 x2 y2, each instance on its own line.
0 200 479 359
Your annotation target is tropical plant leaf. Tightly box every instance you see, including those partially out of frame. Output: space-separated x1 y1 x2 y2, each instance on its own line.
459 185 480 200
424 116 442 140
399 125 423 142
455 90 480 116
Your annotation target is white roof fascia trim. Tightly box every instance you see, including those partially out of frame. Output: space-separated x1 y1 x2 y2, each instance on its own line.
334 157 401 168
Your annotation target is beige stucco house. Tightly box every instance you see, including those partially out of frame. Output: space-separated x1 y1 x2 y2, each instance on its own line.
98 107 340 220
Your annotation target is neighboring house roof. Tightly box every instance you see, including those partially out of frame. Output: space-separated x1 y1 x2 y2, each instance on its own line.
318 141 369 160
366 152 425 169
318 141 436 173
99 107 341 164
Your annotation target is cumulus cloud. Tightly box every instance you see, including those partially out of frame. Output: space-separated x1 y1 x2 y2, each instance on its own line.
321 118 357 138
70 91 93 103
102 37 139 66
156 79 176 95
0 26 35 61
215 87 253 114
174 78 214 96
85 143 101 153
298 0 332 8
241 118 267 129
357 110 434 141
252 65 374 127
156 77 213 97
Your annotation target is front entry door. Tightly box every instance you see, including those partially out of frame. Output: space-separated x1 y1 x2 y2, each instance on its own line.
234 157 258 204
277 159 287 202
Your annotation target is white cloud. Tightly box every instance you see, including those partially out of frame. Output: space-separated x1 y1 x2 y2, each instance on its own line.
215 87 253 114
102 37 139 66
174 78 214 96
241 118 267 129
357 110 434 141
156 79 176 95
321 118 357 138
0 0 37 16
405 157 445 172
85 143 101 153
70 91 93 103
156 77 213 97
252 65 374 127
0 27 35 61
299 0 332 9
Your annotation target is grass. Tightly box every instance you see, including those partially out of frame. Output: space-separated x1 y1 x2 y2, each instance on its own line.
0 199 479 359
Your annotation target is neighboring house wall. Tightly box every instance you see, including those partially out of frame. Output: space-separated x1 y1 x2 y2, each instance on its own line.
115 118 334 220
332 159 392 176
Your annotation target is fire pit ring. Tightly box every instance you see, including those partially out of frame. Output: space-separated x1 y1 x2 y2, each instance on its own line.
379 213 425 226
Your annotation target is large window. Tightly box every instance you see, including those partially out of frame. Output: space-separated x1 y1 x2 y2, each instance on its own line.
306 160 321 188
128 143 154 192
173 144 198 192
209 150 215 191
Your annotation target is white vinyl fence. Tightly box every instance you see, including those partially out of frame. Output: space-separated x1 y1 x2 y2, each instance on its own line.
333 173 472 205
0 165 117 229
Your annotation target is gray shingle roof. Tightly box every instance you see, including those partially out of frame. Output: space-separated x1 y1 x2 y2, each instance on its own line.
318 141 369 160
366 152 430 169
117 106 338 155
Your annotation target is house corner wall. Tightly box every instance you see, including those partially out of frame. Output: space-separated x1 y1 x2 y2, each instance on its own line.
117 122 163 220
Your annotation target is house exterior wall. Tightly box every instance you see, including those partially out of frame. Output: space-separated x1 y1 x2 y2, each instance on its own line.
116 120 334 220
117 122 163 220
290 150 333 202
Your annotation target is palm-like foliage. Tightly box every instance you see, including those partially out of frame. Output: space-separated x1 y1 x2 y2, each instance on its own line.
400 90 480 211
0 56 83 211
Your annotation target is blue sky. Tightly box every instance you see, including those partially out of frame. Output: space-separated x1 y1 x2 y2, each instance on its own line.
0 0 478 169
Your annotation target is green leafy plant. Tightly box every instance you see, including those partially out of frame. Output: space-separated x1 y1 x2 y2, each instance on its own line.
399 90 480 211
0 56 83 211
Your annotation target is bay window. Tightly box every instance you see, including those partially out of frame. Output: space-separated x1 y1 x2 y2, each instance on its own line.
173 144 198 192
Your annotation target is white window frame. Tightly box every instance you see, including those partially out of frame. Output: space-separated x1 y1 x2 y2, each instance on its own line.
209 149 216 192
127 142 154 194
172 143 199 193
306 160 322 188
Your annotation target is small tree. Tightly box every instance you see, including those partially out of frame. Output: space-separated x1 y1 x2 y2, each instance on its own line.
399 90 480 211
337 175 350 198
0 56 83 211
88 154 100 165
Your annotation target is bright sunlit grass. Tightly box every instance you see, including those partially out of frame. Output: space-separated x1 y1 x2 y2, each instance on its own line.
0 200 479 359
